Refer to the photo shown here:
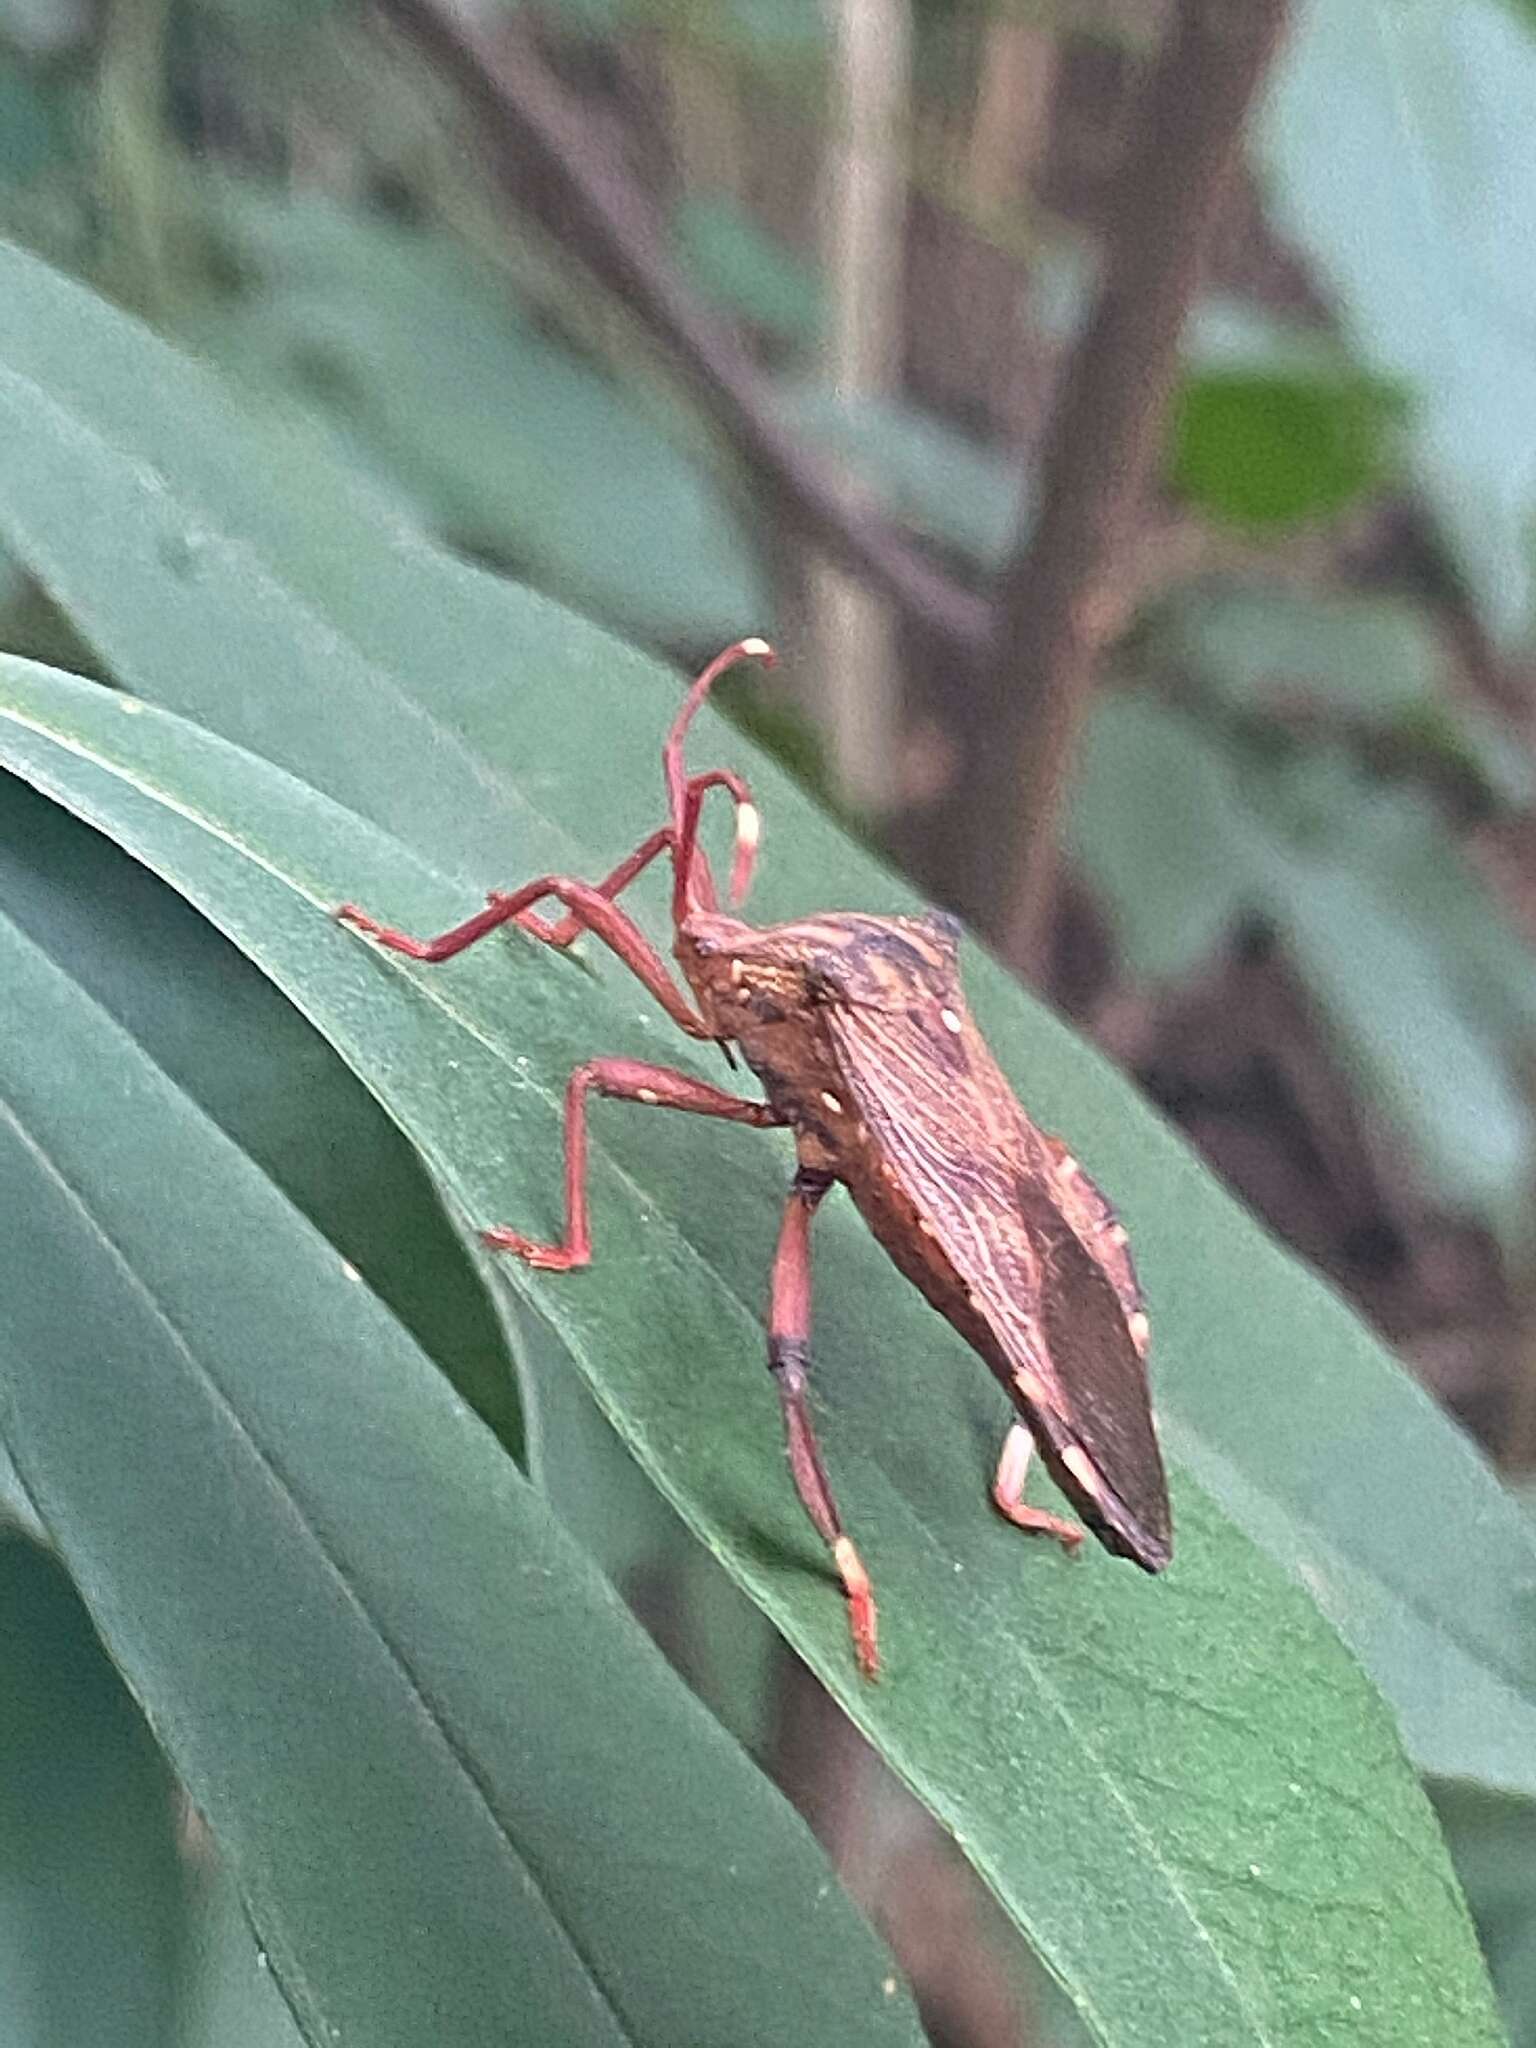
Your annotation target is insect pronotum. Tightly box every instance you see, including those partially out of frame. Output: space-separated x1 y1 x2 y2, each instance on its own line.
337 640 1172 1677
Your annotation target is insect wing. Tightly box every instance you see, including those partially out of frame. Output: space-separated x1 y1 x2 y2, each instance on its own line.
825 1000 1172 1569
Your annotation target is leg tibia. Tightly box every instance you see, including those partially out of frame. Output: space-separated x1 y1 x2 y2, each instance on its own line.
991 1423 1084 1550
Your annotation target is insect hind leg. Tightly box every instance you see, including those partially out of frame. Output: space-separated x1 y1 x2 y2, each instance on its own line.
991 1423 1084 1551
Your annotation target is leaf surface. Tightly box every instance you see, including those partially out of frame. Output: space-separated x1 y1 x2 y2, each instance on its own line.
0 655 1507 2048
0 1532 184 2048
0 905 924 2048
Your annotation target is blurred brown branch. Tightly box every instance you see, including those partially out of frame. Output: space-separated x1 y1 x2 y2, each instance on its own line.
971 0 1292 971
372 0 991 657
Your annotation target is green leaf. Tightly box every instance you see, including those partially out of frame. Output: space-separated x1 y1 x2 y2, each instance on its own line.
0 238 1525 2029
1248 778 1536 1247
1272 853 1535 1245
1071 680 1536 1241
0 65 77 187
1150 584 1444 721
1433 1783 1536 2048
0 773 521 1448
1147 581 1534 812
176 1862 337 2048
1172 372 1401 529
517 1294 781 1758
1260 0 1536 641
0 1530 185 2048
0 1434 46 1541
0 908 925 2048
0 657 1509 2046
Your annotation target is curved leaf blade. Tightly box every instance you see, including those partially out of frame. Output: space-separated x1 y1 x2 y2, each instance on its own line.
0 235 1532 1811
0 905 925 2048
0 662 1506 2047
0 1532 184 2048
0 773 520 1450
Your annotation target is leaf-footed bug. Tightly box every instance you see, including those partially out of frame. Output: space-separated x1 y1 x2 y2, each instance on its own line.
337 641 1171 1677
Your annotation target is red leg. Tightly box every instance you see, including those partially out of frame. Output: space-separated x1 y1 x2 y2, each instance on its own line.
514 827 672 948
767 1169 879 1680
482 1058 783 1268
521 768 757 947
337 874 713 1039
991 1423 1084 1550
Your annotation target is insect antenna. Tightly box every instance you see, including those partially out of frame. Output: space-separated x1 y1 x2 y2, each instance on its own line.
665 638 776 924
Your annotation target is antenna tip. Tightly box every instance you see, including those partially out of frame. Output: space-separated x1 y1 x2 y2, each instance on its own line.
738 636 775 664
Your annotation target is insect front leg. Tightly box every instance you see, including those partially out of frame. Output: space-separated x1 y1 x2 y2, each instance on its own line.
483 1058 783 1270
337 874 714 1039
520 769 758 947
991 1424 1085 1551
768 1168 880 1680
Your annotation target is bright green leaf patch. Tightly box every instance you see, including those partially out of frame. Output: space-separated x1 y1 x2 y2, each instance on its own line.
1171 372 1400 530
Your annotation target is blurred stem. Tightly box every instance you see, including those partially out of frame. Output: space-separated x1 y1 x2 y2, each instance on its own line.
96 0 178 317
949 0 1291 971
809 0 910 814
963 15 1055 228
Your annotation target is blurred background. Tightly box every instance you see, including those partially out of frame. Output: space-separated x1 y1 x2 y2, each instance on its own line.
5 0 1536 2039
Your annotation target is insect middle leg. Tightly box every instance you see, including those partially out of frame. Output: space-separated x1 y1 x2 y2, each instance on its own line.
991 1424 1084 1551
482 1057 784 1269
518 769 757 947
768 1168 880 1680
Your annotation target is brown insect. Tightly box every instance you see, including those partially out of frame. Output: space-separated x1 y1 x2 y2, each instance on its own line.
336 639 1171 1677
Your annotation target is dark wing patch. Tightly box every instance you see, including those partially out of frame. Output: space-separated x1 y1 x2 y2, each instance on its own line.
825 1000 1171 1569
1041 1136 1148 1351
